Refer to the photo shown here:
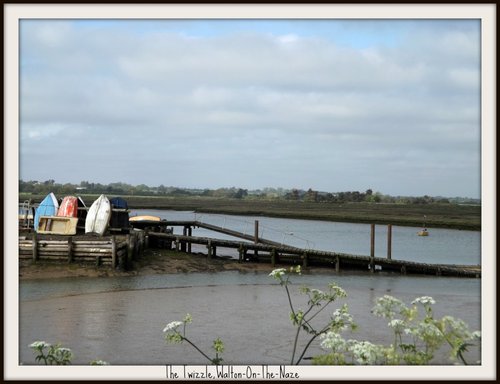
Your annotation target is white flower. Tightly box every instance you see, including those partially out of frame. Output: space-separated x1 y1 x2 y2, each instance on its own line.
269 268 287 279
350 341 379 365
412 296 436 306
372 295 406 319
163 321 183 333
471 330 481 340
388 319 406 332
320 331 347 351
29 341 50 349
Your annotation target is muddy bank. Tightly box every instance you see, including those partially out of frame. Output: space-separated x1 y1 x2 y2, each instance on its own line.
19 249 281 280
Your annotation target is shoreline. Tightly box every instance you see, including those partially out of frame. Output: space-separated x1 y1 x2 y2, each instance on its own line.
19 249 281 281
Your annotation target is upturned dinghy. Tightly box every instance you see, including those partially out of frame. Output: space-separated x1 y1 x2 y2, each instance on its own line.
85 194 111 235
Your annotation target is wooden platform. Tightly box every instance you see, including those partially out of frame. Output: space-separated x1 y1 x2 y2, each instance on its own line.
19 231 145 270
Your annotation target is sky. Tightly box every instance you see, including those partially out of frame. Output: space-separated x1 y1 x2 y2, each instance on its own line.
19 18 482 198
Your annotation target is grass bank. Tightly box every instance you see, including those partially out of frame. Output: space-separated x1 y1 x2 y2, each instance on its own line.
21 194 480 230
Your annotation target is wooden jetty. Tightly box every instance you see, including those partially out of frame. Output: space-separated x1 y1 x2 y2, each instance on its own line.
140 220 480 278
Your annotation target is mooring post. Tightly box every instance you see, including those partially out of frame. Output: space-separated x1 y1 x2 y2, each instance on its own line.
335 255 340 272
67 237 73 263
254 220 259 258
387 224 392 260
32 232 38 261
370 224 375 273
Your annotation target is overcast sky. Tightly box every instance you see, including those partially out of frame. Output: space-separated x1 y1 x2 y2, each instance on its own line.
19 19 481 198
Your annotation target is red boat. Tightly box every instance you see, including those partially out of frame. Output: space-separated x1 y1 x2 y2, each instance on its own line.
57 196 79 217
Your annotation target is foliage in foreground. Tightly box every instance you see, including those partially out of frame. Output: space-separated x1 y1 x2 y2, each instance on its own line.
164 267 481 366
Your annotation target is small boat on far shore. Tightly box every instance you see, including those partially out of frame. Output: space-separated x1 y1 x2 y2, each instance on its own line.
417 215 429 236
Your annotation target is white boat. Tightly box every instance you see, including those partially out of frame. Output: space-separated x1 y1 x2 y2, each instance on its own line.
85 194 111 235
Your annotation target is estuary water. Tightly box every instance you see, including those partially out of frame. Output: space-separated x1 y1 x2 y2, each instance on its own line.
19 211 482 366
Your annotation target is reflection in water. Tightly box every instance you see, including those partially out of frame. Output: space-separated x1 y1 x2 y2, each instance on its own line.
20 271 481 365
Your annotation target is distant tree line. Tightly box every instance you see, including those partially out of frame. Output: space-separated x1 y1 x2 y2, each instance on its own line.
18 179 479 205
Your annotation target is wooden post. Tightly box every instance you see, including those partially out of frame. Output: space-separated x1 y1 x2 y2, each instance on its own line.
303 252 308 268
387 224 392 260
181 227 187 252
67 237 73 263
131 235 137 262
127 234 133 265
145 229 149 249
370 224 375 273
207 240 212 259
238 244 244 263
335 255 340 272
175 237 180 251
187 227 192 253
111 236 117 268
254 220 259 258
32 232 38 261
271 248 276 266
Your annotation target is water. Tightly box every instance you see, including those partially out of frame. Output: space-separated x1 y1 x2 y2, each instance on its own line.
19 212 482 366
20 271 481 366
131 209 481 265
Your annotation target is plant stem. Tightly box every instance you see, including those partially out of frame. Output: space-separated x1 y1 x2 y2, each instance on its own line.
182 337 215 364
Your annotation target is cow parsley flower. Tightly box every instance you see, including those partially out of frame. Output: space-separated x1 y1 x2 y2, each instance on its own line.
29 341 51 350
412 296 436 306
163 321 183 333
269 268 287 280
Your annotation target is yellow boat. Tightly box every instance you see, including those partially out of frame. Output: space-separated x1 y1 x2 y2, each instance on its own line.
417 215 429 236
129 215 162 222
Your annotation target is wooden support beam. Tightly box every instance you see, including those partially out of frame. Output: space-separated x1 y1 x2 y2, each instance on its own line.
111 236 117 268
387 224 392 260
207 240 212 259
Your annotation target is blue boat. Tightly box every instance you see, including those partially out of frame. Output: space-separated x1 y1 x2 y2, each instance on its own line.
34 192 59 232
109 197 130 232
